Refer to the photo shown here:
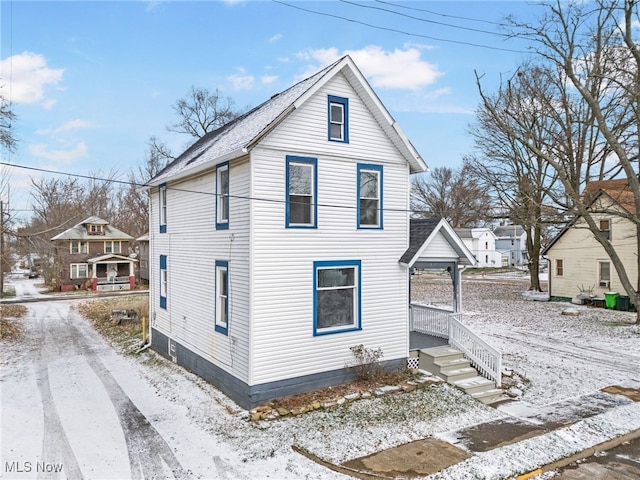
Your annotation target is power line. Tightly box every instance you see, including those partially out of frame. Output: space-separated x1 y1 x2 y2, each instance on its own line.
373 0 506 27
272 0 529 54
340 0 508 37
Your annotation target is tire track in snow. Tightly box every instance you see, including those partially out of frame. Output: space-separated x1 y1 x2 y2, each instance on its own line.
489 330 640 375
34 305 84 480
62 313 188 479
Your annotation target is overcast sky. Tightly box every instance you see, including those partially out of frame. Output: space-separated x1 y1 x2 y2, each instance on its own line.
0 1 538 222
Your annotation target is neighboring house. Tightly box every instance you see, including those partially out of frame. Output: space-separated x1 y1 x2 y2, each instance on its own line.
543 179 636 305
50 216 136 291
455 227 502 268
136 232 149 285
493 224 528 266
144 55 430 409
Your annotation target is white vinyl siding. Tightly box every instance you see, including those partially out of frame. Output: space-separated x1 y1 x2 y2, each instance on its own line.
149 158 251 382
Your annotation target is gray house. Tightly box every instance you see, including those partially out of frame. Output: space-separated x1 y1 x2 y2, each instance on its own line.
493 224 527 266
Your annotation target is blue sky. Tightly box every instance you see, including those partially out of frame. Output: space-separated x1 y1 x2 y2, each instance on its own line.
0 1 538 222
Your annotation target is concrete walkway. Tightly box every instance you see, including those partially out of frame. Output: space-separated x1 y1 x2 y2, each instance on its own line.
328 386 640 479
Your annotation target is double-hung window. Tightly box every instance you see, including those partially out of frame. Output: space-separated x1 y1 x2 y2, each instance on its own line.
599 261 611 287
313 260 361 335
160 255 168 309
216 162 229 230
555 259 564 277
159 184 167 233
357 164 383 228
599 219 611 240
70 240 87 254
328 95 349 143
215 260 229 335
104 241 121 254
286 156 317 228
70 263 88 279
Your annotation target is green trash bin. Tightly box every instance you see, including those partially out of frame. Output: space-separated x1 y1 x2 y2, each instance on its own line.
604 292 619 309
617 295 630 311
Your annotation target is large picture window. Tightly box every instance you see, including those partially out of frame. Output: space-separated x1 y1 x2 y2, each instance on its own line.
286 156 317 228
160 255 167 309
357 164 383 228
159 184 167 233
328 95 349 143
313 260 361 335
215 261 229 335
216 163 229 229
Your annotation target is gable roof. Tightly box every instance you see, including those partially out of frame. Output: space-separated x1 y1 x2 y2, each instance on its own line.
50 216 134 241
542 179 635 255
146 55 426 188
400 218 476 267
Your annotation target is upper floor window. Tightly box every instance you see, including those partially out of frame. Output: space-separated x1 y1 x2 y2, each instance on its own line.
215 260 229 335
599 219 611 240
286 156 317 228
313 260 361 336
357 164 383 229
104 241 121 254
160 255 167 309
88 224 104 235
216 163 229 230
159 184 167 233
70 240 88 254
328 95 349 143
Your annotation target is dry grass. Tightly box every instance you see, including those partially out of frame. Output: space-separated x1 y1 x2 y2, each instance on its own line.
0 304 28 342
76 295 149 353
271 369 419 411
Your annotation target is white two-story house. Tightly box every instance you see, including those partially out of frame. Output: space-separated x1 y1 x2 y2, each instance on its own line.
144 56 428 409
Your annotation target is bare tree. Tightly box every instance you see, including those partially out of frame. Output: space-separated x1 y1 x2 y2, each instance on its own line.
113 139 170 238
478 0 640 321
168 86 242 139
411 161 492 228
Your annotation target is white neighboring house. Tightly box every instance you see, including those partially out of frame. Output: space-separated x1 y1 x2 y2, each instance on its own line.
493 224 528 267
144 56 429 409
454 227 502 268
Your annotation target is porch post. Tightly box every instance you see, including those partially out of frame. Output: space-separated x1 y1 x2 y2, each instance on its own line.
129 261 135 289
448 262 460 313
91 263 97 291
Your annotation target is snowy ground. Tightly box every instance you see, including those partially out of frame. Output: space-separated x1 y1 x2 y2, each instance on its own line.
2 272 640 480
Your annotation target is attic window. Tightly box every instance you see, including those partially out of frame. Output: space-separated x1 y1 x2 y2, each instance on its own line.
599 219 610 240
328 95 349 143
88 224 104 235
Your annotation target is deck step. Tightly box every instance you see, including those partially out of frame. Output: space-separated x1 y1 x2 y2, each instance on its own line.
439 366 478 383
418 345 504 405
453 376 495 395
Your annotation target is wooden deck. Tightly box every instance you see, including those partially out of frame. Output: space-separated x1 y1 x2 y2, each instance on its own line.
410 331 448 351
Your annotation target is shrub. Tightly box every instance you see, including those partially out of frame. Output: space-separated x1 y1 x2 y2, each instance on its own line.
349 344 384 381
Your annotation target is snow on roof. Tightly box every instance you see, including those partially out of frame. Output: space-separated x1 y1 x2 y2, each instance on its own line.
50 217 134 241
147 55 426 188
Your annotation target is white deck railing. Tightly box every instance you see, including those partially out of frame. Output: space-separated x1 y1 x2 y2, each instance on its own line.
448 316 502 387
410 303 502 387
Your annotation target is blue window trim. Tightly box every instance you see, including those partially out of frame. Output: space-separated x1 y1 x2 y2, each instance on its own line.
285 155 318 229
357 163 383 230
328 95 349 143
159 255 167 310
216 162 230 230
159 183 167 233
313 259 362 336
214 260 229 335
